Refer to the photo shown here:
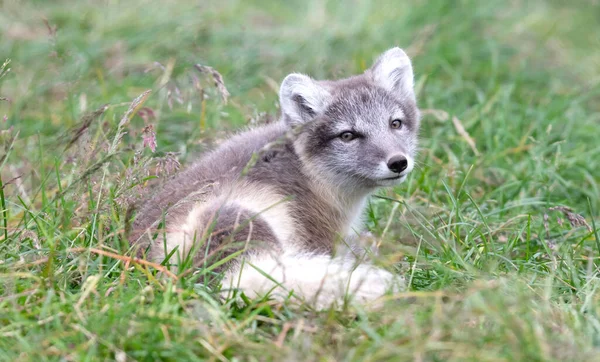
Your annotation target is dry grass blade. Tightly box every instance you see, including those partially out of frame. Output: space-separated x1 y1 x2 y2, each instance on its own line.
42 18 57 38
194 64 230 104
451 116 479 156
0 59 10 80
0 129 20 171
420 108 450 122
275 322 292 348
68 247 178 280
406 24 437 57
110 90 152 153
548 206 593 232
155 151 181 175
0 175 21 190
53 153 115 201
421 109 479 155
61 104 109 151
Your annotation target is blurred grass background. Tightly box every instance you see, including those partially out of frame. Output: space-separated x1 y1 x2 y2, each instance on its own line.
1 0 600 360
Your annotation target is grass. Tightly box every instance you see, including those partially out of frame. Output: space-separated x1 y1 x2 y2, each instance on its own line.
1 0 600 360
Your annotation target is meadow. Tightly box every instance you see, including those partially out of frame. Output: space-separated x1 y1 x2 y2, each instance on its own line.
1 0 599 360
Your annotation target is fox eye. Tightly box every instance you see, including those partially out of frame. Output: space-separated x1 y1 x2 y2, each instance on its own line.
391 119 403 129
339 131 357 142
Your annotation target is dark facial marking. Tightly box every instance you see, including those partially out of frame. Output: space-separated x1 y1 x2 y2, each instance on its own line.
293 94 316 118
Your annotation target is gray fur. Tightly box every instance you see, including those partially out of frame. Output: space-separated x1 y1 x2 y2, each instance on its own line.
190 203 280 276
130 47 420 304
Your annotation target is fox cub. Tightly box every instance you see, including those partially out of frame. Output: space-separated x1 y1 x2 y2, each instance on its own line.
131 47 420 308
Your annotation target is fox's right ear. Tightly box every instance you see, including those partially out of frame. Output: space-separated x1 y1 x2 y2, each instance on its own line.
279 73 331 127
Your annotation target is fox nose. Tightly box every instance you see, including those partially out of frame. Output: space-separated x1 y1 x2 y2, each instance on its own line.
387 155 408 174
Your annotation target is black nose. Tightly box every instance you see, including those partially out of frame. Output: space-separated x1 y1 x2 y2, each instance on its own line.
387 155 408 173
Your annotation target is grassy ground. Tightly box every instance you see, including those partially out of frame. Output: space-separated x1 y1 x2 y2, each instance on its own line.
1 0 600 360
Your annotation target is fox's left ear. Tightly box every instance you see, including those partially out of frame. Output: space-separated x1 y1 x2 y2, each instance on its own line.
367 47 415 101
279 73 331 127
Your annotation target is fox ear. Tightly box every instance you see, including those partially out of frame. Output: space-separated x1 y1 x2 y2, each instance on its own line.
368 47 415 100
279 73 331 127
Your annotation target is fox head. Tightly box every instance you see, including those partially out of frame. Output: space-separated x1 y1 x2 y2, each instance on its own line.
279 47 420 191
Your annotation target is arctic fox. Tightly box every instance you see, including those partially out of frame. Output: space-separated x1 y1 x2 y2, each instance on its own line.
130 47 420 308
